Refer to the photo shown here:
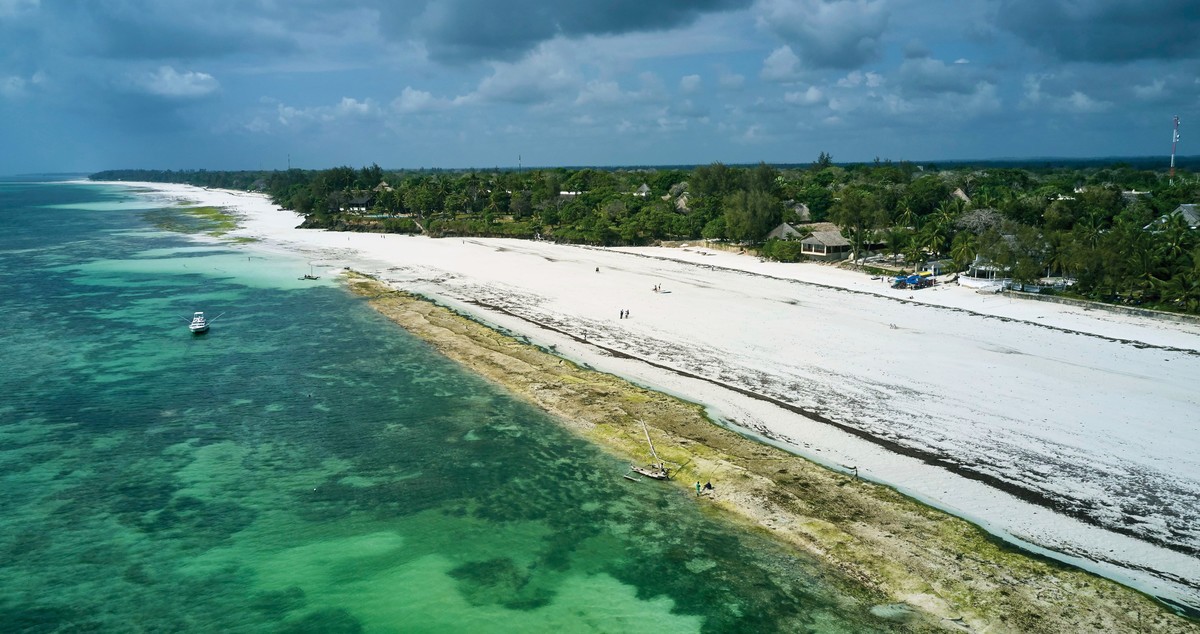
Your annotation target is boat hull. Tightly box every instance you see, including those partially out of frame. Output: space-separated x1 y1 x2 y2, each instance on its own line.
629 464 669 480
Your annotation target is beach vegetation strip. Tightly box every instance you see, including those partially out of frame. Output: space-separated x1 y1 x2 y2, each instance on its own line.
345 272 1198 633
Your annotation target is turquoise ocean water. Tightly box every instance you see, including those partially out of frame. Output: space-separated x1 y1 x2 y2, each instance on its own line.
0 180 914 633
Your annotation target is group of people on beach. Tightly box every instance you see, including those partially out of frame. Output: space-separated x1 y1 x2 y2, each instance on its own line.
618 309 630 319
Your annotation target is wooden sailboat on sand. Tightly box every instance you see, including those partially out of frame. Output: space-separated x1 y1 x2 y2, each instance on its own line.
626 419 670 480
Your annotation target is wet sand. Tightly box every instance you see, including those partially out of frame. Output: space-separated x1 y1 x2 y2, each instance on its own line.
346 273 1198 634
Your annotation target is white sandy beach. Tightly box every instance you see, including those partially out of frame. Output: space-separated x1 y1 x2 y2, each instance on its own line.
107 182 1200 611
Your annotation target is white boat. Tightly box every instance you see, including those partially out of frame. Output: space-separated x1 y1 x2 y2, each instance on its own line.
188 311 210 334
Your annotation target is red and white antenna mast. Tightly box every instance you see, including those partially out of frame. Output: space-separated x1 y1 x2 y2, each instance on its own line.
1169 115 1180 185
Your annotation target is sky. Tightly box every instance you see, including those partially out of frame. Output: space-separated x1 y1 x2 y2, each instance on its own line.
1 0 1197 174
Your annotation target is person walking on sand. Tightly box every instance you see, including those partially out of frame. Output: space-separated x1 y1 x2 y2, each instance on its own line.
695 481 702 496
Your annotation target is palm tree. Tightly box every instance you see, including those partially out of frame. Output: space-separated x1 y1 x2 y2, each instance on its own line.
894 198 917 229
1125 248 1164 299
1155 267 1200 312
829 188 883 263
949 232 977 273
883 227 910 263
1043 232 1075 279
919 216 951 258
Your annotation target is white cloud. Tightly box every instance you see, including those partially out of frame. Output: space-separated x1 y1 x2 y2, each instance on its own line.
836 70 883 88
392 86 453 113
574 73 665 107
761 45 802 82
461 46 581 106
680 74 701 94
1132 79 1165 101
242 116 271 133
1021 74 1110 113
962 81 1001 114
136 66 219 98
333 96 372 117
0 70 47 99
276 97 379 127
784 86 824 106
1021 73 1047 105
1063 90 1109 113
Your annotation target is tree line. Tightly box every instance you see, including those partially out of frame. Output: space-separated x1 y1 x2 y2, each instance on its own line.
91 156 1200 312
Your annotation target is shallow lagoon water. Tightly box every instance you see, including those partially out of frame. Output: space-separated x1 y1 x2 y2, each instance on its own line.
0 180 915 632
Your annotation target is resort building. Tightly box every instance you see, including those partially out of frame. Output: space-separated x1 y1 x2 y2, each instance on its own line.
960 254 1010 289
344 194 374 212
1156 204 1199 230
765 222 803 241
800 230 851 260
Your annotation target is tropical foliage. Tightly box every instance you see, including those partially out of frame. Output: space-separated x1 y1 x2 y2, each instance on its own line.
92 155 1200 312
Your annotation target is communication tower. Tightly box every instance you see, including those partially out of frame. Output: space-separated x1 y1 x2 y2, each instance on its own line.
1170 115 1180 185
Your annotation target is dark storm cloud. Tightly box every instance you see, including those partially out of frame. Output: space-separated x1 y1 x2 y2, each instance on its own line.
15 1 751 66
757 0 888 70
401 0 752 64
26 1 271 59
997 0 1200 63
25 0 384 60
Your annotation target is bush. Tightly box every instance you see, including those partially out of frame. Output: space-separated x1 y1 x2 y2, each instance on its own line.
762 238 805 262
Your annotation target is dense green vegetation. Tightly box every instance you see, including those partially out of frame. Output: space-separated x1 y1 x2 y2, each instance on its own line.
92 156 1200 312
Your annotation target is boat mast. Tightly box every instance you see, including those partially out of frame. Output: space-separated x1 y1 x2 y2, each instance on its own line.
639 419 661 465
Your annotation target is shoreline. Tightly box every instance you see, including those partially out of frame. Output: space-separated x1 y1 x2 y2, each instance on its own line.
344 273 1195 632
86 180 1200 620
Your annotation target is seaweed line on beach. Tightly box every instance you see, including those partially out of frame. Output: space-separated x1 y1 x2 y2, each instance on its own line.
343 272 1200 631
455 293 1200 566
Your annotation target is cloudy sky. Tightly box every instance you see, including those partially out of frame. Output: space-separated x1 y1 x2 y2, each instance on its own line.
1 0 1197 174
